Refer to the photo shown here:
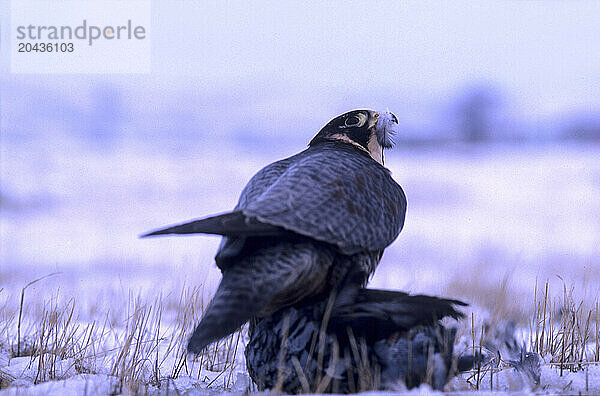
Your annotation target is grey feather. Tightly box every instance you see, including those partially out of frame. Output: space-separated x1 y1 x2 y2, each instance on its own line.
241 143 406 254
140 211 285 238
188 240 336 353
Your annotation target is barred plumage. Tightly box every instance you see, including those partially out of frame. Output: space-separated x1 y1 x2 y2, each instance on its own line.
142 110 406 353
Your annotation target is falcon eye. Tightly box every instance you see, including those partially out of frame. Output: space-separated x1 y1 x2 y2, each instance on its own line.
345 116 360 126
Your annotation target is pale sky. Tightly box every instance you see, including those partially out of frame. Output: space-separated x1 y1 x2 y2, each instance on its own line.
150 1 600 116
1 1 599 118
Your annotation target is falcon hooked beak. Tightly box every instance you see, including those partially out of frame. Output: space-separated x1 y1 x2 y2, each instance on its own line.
309 109 399 166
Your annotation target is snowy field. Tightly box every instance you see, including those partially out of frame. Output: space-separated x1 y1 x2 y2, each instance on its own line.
1 138 599 395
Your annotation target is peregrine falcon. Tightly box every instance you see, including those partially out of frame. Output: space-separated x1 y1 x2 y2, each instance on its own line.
142 109 406 353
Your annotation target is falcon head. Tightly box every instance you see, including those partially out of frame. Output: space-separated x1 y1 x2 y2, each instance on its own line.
309 109 399 165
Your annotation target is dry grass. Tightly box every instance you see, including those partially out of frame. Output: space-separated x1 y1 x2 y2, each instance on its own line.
271 293 381 394
456 279 599 392
0 276 244 393
1 272 598 394
528 280 599 371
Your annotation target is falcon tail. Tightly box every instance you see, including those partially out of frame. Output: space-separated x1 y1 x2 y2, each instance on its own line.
187 269 263 353
140 211 283 238
187 239 336 354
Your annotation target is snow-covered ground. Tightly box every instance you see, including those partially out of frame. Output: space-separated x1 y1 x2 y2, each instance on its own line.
1 138 599 394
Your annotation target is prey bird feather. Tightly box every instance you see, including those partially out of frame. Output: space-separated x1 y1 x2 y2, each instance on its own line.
142 109 406 353
246 288 471 393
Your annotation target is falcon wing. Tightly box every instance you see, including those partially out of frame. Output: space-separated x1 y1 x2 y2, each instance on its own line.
142 142 406 255
141 155 296 238
242 142 406 254
234 154 298 210
141 211 285 237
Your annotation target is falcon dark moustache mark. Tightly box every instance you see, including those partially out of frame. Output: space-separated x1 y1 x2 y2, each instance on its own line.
143 109 406 353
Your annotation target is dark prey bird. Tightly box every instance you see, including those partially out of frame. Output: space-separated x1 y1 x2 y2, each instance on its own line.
142 109 406 353
246 288 474 393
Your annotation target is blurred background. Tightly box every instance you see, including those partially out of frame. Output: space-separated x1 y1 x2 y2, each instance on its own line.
1 1 599 318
